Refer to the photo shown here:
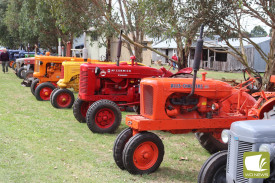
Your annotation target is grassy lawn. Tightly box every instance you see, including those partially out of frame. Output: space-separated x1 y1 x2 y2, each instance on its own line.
0 69 242 183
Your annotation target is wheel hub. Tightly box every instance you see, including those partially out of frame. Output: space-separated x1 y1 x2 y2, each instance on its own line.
40 87 53 100
95 109 115 128
133 141 159 170
56 92 72 108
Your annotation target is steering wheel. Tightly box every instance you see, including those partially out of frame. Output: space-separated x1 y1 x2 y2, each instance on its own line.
243 68 262 93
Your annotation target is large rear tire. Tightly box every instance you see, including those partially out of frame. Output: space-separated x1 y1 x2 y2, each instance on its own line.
73 98 92 123
122 132 164 175
23 70 34 80
34 82 56 101
197 150 227 183
86 100 121 133
195 132 228 154
113 128 132 170
264 105 275 119
52 89 75 109
30 79 39 96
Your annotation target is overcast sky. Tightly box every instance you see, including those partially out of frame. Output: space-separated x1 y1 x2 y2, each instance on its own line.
242 16 270 33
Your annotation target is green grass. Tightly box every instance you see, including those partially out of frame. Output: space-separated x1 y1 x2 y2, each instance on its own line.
0 69 242 183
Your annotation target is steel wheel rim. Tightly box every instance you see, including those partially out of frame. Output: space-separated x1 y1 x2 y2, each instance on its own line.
56 92 71 107
95 108 115 128
39 87 53 100
133 141 159 170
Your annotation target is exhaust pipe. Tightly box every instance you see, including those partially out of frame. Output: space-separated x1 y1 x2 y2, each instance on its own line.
116 30 123 66
187 25 204 99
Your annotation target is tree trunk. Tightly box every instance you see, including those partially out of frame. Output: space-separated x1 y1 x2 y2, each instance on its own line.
106 36 111 61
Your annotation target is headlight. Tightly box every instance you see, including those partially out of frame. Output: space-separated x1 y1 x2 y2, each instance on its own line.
259 144 275 160
221 129 230 143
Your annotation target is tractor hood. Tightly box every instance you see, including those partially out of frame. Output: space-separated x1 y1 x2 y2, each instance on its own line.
230 120 275 143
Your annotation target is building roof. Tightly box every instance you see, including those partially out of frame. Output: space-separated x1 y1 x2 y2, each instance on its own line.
190 37 271 48
220 37 271 48
152 39 178 49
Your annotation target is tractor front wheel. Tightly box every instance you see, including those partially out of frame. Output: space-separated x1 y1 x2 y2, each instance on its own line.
9 61 14 68
73 98 92 123
17 67 26 79
52 89 75 109
50 88 60 104
86 100 121 133
113 128 132 170
11 62 17 70
30 79 39 96
34 82 56 101
195 132 228 154
122 132 164 175
197 150 227 183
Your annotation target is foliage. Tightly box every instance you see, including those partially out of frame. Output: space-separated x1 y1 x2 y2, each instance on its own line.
250 25 268 37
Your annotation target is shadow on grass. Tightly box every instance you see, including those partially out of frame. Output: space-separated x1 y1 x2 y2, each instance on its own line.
141 167 199 182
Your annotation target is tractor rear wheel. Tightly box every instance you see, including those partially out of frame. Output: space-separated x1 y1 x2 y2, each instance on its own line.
122 132 164 175
52 89 75 109
197 150 227 183
17 67 26 79
195 132 228 154
264 105 275 119
31 79 39 96
34 82 56 101
11 61 17 70
86 100 121 133
23 70 34 80
113 128 132 170
73 98 92 123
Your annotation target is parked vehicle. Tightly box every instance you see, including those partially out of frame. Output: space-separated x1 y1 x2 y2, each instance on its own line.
112 25 275 175
198 118 275 183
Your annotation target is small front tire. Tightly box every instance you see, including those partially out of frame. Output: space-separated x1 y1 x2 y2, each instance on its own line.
30 79 39 96
122 132 164 175
52 89 75 108
34 82 56 101
113 128 133 170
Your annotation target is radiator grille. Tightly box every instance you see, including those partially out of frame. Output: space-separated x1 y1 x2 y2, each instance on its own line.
143 85 153 115
236 141 253 183
79 70 88 94
60 65 64 79
227 135 232 173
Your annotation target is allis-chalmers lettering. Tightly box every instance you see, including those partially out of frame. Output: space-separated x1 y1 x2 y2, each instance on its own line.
170 84 206 89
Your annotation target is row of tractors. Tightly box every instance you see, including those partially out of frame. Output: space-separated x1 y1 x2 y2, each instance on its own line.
11 27 275 182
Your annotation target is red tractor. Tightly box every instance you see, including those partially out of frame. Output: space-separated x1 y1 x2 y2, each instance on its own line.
73 31 192 133
74 56 192 133
112 25 275 175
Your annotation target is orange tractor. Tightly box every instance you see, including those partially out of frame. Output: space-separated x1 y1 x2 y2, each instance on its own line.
30 54 85 101
113 25 275 175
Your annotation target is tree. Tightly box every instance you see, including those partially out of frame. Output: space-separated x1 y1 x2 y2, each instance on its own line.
250 25 268 37
205 0 275 90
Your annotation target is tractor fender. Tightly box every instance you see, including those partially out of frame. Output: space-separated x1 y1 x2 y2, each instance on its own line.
258 98 275 119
